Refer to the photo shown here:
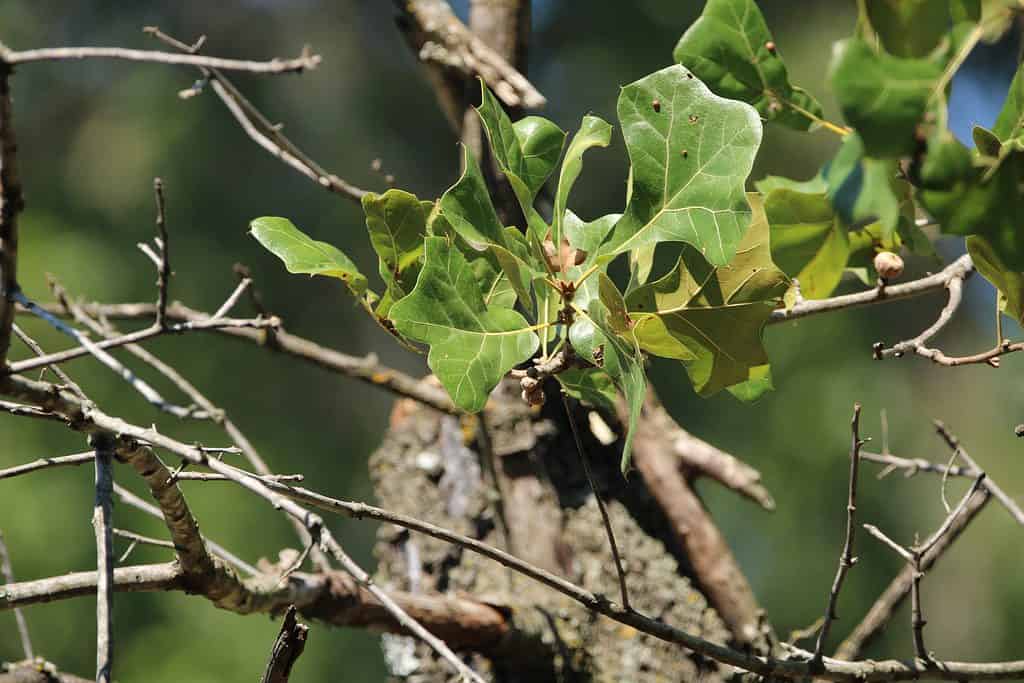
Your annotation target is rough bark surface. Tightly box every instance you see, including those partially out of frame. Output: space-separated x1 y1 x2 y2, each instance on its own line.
370 379 731 682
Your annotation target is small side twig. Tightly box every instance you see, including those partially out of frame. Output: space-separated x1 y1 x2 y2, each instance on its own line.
0 529 33 659
561 392 630 610
152 178 170 328
812 403 865 666
91 437 115 683
259 605 309 683
934 420 1024 526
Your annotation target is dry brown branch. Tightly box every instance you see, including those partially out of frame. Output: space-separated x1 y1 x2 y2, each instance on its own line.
0 451 93 480
812 403 865 666
11 324 86 398
0 43 320 74
933 420 1024 526
632 392 771 648
397 0 544 118
260 606 309 683
150 178 170 327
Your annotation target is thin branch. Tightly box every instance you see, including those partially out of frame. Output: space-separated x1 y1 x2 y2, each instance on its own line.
561 393 630 609
91 439 115 683
15 290 200 418
12 324 86 397
0 530 32 659
17 299 454 412
875 273 965 361
812 403 865 666
7 297 278 375
1 659 92 683
112 528 175 551
934 420 1024 526
0 43 321 74
0 56 22 368
151 178 170 328
0 398 67 422
260 606 309 683
0 450 94 480
836 486 990 660
770 255 974 324
143 27 367 203
862 524 914 563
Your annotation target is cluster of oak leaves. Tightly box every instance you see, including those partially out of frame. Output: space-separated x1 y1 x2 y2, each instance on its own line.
251 0 1024 471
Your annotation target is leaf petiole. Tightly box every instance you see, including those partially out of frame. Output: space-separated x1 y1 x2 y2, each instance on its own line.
573 263 602 289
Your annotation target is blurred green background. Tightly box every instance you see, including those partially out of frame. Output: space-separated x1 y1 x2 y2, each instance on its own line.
1 2 1022 681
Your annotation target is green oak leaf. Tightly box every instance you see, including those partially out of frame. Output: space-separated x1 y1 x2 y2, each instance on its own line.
476 81 566 238
564 210 618 266
967 235 1024 324
556 368 619 414
824 132 901 239
250 216 368 298
601 64 763 267
625 197 787 397
389 236 540 413
673 0 824 130
598 273 632 337
865 1 952 57
362 190 428 316
992 62 1024 156
569 301 646 474
829 38 942 158
439 146 540 311
553 115 612 249
973 125 1002 157
762 185 850 300
726 364 773 402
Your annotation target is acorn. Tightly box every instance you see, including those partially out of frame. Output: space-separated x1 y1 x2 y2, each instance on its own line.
874 251 904 281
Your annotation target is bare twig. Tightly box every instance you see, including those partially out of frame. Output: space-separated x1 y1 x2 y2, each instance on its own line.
91 439 115 683
151 178 170 327
0 399 67 422
18 299 454 412
863 474 987 661
8 296 277 376
260 605 309 683
562 393 630 609
770 255 974 324
143 27 367 203
112 528 175 551
0 530 33 659
0 43 321 73
933 420 1024 526
812 403 865 666
0 450 94 480
12 324 85 397
0 57 22 368
837 486 990 659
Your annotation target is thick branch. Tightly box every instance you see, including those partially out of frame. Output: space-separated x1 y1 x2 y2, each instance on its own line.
259 606 308 683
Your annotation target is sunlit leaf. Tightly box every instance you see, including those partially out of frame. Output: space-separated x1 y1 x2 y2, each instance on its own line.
601 64 762 267
250 216 368 298
439 146 540 311
553 115 612 249
824 132 901 239
673 0 824 130
762 184 850 300
362 189 428 315
626 197 787 397
476 81 566 238
389 237 540 413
